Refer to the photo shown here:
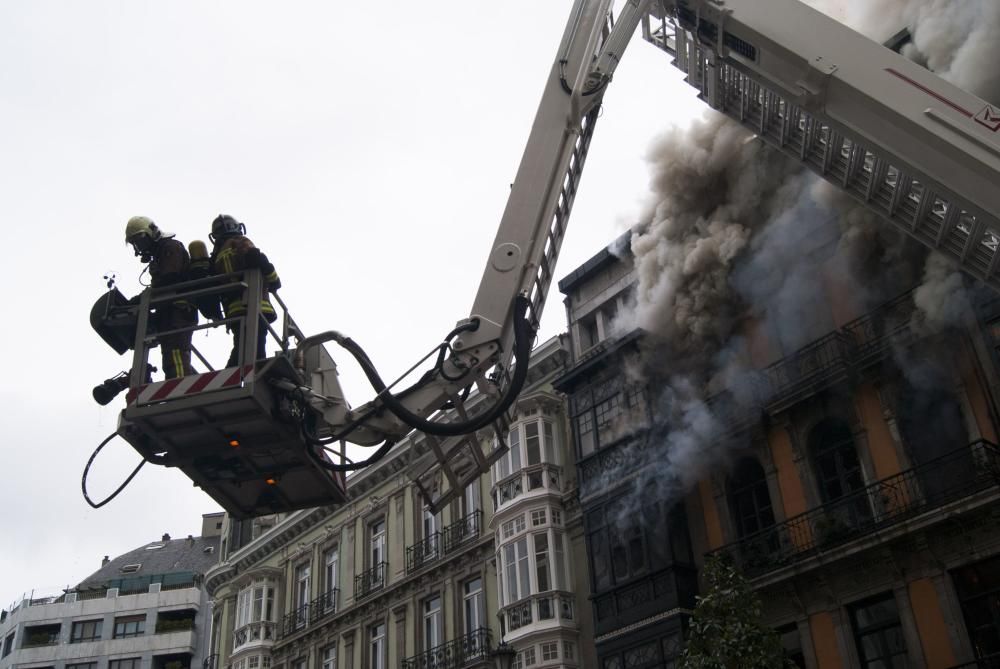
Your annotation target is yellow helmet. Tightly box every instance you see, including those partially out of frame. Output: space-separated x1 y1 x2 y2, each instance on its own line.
125 216 170 257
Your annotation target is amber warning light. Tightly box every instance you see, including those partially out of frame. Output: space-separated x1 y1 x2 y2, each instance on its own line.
228 438 240 448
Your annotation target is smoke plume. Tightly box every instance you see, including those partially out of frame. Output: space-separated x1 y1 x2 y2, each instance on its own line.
600 0 1000 517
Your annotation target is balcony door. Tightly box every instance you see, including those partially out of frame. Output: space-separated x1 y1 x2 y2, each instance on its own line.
809 419 871 534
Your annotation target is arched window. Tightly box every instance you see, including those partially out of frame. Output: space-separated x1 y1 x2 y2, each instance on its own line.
728 458 776 538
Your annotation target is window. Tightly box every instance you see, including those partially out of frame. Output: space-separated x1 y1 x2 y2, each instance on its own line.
109 659 141 669
849 593 907 668
531 509 547 526
321 644 337 669
572 377 646 457
71 619 103 643
422 506 440 558
522 646 537 666
500 537 531 604
1 633 11 658
292 658 306 669
463 480 480 517
463 578 484 633
541 642 559 661
525 422 541 465
113 615 146 639
371 519 386 568
534 533 551 592
295 562 311 622
324 546 339 603
778 623 806 668
370 622 386 669
728 457 776 538
235 579 276 630
551 509 562 526
579 314 599 350
952 555 1000 660
810 419 871 530
67 663 98 669
120 564 141 573
563 641 575 660
501 515 526 539
423 596 443 650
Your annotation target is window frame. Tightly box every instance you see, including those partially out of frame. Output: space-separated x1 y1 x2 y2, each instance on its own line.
71 619 103 643
849 592 908 668
112 614 146 639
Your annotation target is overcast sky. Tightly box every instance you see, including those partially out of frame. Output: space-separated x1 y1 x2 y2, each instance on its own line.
0 1 708 608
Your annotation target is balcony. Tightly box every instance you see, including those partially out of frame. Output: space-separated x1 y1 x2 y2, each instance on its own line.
277 589 339 639
232 620 276 652
406 533 441 573
401 628 492 669
592 566 698 636
500 591 576 634
492 465 562 511
355 562 387 599
22 624 61 648
406 511 483 573
716 440 1000 578
763 332 853 414
442 510 482 552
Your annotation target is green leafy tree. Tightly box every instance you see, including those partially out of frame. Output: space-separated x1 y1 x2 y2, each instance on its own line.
681 554 791 669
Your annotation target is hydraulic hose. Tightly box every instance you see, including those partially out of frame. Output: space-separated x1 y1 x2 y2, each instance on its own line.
304 437 397 472
347 295 534 437
82 432 147 509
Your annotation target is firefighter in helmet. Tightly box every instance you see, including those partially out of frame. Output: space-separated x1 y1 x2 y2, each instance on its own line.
207 214 281 367
124 216 197 379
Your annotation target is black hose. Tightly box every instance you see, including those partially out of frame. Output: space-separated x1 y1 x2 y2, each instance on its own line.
343 295 534 437
305 438 397 472
82 432 147 509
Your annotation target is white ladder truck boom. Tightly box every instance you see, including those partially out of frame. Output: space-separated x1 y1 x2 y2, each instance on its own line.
90 0 1000 518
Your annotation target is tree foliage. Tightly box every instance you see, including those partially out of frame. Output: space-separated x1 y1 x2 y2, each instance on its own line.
681 554 790 669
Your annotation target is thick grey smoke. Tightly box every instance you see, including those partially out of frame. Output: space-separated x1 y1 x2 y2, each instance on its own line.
601 0 1000 519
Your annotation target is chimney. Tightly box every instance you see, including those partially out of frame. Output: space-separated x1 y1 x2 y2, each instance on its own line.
102 555 110 567
162 533 171 542
187 535 195 547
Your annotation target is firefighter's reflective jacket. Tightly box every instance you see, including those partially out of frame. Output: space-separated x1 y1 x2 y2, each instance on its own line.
210 235 281 322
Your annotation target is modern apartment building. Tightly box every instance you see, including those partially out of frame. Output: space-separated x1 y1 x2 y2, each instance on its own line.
554 231 1000 668
0 514 223 669
203 336 594 669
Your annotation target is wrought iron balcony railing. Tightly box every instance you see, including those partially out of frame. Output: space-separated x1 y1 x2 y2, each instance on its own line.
277 588 339 639
716 440 1000 578
406 511 483 573
406 533 441 573
355 562 387 599
401 628 492 669
442 510 482 553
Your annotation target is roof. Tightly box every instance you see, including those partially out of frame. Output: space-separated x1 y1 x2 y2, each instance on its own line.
557 230 632 294
78 535 221 588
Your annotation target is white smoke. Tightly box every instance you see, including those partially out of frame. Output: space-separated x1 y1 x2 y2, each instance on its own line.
605 0 1000 516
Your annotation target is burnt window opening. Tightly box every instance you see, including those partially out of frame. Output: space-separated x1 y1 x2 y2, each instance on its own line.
952 555 1000 661
808 419 871 520
727 457 776 539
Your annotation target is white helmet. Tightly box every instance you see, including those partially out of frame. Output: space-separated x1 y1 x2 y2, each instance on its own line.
125 216 173 257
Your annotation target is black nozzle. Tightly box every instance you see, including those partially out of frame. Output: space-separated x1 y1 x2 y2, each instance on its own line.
92 373 130 406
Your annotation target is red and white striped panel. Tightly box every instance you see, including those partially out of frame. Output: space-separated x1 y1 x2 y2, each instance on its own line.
126 365 255 405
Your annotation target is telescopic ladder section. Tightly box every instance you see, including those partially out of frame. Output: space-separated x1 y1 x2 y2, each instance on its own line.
643 0 1000 291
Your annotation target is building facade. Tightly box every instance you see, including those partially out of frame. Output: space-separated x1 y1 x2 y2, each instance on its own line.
203 336 595 669
0 514 223 669
555 233 1000 668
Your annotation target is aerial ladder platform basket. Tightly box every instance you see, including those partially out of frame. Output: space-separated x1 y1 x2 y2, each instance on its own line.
99 269 349 518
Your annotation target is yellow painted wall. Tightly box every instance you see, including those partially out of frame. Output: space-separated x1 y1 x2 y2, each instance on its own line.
809 611 844 668
959 345 998 442
908 578 958 668
697 480 725 551
767 425 812 549
855 383 903 480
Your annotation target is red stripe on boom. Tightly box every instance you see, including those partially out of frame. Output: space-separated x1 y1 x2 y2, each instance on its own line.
186 370 221 394
885 68 974 117
150 378 183 401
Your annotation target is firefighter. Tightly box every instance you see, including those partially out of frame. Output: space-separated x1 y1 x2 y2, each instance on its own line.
124 216 197 379
207 214 281 367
